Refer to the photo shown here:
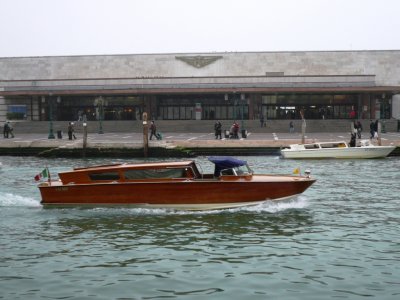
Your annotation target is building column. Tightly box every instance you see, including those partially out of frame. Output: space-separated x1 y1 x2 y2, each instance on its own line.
146 95 157 120
0 96 6 122
392 94 400 119
29 96 41 121
249 94 261 120
360 94 370 119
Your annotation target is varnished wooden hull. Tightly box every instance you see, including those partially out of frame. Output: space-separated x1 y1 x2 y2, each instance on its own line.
39 175 315 210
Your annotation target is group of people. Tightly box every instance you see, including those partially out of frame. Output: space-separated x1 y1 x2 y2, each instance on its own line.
214 121 240 139
352 120 382 140
349 120 380 147
3 121 14 138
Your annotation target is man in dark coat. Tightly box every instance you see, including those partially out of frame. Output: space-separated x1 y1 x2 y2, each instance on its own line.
149 121 156 140
214 121 222 139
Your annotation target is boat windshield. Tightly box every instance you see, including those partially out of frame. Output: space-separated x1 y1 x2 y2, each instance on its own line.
220 164 252 176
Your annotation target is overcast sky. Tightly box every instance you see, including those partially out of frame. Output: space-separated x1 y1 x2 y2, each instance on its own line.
1 0 399 57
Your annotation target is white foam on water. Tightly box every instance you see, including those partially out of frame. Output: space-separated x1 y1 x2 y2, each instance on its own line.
113 196 310 216
235 195 309 213
0 193 42 207
22 196 309 215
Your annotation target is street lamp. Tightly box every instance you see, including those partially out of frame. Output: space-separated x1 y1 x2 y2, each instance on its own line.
240 93 246 133
48 93 55 139
95 96 104 134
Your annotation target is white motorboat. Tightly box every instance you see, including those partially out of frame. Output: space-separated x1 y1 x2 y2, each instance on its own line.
281 140 395 159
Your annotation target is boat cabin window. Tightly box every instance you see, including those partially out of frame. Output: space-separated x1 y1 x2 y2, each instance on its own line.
304 144 320 149
320 143 346 148
89 172 120 181
124 168 187 180
221 168 235 175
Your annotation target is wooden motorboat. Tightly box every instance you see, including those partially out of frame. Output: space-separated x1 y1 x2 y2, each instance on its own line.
281 140 395 159
38 157 316 210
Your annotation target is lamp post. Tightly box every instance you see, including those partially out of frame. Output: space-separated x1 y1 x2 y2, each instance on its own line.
48 93 55 139
240 93 246 132
95 96 104 134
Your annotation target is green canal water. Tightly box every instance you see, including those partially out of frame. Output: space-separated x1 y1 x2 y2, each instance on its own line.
1 156 399 299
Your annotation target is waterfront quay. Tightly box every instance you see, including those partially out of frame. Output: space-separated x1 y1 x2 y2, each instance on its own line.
1 130 400 157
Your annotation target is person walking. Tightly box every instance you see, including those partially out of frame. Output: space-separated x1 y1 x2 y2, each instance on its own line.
3 121 9 138
214 120 222 139
149 121 157 140
289 121 294 133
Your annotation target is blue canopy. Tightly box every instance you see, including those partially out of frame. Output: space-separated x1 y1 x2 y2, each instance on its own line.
208 156 247 176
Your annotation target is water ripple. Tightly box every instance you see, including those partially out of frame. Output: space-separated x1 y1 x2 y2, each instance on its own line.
1 156 400 299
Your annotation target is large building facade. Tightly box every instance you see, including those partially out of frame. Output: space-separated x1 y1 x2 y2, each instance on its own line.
1 50 400 124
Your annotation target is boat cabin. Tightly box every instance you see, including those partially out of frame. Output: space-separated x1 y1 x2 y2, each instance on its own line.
289 141 348 150
57 157 253 185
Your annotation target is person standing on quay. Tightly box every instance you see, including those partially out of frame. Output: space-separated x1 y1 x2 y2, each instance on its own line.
356 120 363 138
214 120 222 139
149 121 157 140
68 122 76 140
3 121 14 138
3 121 9 138
369 120 375 139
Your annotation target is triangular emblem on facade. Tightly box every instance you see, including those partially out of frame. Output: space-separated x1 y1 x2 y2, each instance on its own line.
175 55 222 68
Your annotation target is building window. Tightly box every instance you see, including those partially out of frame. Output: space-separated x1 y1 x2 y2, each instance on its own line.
7 105 27 120
261 94 358 119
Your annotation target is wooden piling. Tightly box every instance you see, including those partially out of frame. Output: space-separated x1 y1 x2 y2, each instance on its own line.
300 109 306 144
143 112 149 157
82 122 88 157
377 120 382 146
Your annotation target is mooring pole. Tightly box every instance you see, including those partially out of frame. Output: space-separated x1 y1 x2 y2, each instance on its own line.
377 120 382 146
143 112 149 157
300 109 306 144
82 122 87 157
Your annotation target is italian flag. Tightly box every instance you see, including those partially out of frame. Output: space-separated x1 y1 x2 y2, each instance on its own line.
34 168 49 181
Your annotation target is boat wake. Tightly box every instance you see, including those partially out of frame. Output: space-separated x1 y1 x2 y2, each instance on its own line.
108 196 310 215
0 193 42 207
0 193 308 213
228 195 309 213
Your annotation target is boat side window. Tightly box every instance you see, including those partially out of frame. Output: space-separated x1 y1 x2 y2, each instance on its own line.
124 168 186 180
321 143 335 148
89 172 120 181
304 144 319 149
220 168 236 176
